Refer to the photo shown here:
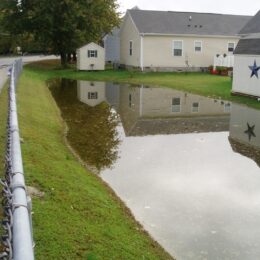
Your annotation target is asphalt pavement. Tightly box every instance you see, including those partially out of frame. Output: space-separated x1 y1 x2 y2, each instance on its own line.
0 55 59 95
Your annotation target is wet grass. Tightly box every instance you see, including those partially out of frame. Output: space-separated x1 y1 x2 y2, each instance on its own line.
26 60 260 110
0 64 173 259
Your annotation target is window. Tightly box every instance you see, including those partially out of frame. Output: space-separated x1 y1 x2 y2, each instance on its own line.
129 41 133 56
172 97 181 112
228 42 235 53
224 103 231 113
88 92 98 99
88 50 98 58
192 102 199 112
194 41 202 52
173 41 183 56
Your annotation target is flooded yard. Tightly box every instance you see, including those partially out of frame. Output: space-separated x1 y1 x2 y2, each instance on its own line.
49 79 260 259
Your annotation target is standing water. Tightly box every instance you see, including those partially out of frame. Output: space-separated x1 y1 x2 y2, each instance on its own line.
49 79 260 260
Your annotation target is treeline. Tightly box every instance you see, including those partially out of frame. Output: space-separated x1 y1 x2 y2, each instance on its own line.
0 0 120 64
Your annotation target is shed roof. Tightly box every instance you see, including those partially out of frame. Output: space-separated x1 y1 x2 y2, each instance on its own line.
234 34 260 55
128 9 252 36
239 10 260 35
77 42 104 50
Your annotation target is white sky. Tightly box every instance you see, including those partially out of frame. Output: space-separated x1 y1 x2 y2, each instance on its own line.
117 0 259 16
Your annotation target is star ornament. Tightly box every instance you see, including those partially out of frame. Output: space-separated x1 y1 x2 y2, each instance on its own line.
249 60 260 78
244 123 256 141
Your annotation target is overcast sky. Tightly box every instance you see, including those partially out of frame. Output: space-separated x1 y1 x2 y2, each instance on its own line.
118 0 259 16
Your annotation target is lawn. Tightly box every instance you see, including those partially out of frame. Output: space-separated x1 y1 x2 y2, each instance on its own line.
26 60 260 109
0 64 172 259
1 60 259 259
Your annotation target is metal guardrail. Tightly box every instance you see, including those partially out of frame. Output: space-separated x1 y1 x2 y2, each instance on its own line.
0 60 34 260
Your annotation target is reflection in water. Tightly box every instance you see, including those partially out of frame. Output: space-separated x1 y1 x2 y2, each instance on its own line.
50 79 260 259
229 103 260 167
49 79 120 171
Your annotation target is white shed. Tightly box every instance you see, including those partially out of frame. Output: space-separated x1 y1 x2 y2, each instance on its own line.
232 11 260 98
77 42 105 71
77 81 106 107
232 34 260 98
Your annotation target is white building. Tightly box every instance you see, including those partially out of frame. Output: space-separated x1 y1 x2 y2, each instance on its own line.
232 11 260 98
76 42 105 71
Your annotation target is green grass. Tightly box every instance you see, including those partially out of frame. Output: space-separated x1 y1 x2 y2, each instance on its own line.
26 60 260 109
1 59 259 259
0 65 173 259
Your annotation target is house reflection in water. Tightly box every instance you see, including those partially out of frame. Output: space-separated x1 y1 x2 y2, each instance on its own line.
118 85 231 136
229 104 260 167
77 81 231 136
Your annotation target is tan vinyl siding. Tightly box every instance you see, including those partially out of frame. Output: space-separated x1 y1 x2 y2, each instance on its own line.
142 35 240 68
77 42 105 71
120 14 141 67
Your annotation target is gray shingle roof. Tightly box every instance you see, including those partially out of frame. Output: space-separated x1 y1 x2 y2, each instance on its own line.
239 10 260 34
128 9 252 36
234 38 260 55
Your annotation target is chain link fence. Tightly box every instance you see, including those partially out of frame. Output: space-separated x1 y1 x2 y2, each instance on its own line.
0 60 34 260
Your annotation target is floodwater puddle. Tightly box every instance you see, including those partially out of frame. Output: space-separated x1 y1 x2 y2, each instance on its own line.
49 79 260 259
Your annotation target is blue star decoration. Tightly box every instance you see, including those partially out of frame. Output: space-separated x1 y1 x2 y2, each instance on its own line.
244 123 256 141
249 60 260 78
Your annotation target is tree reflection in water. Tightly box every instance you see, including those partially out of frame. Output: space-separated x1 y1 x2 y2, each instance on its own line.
49 78 120 172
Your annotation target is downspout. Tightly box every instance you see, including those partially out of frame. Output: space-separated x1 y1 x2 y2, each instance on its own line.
139 84 143 117
140 34 144 71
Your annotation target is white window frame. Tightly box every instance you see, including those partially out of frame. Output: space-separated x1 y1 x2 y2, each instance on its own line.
224 102 231 113
88 92 98 99
173 40 183 57
172 97 181 113
88 50 98 58
194 41 202 53
129 40 133 56
227 42 235 53
191 102 199 113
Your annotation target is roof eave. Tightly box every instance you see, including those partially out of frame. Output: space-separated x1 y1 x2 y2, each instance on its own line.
140 32 241 38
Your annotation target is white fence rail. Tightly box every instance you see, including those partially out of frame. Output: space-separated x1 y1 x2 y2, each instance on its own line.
214 54 234 68
1 60 34 260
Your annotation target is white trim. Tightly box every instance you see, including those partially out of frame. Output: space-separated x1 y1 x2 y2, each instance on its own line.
191 102 200 113
171 97 181 113
142 33 240 39
140 35 144 71
172 40 183 57
227 41 236 53
139 85 143 116
194 40 202 53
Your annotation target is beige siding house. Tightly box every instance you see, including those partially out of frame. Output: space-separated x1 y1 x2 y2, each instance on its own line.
77 42 105 71
232 11 260 98
120 9 251 71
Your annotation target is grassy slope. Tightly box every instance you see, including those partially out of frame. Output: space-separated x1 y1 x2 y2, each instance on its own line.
1 60 259 259
1 68 172 259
